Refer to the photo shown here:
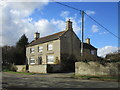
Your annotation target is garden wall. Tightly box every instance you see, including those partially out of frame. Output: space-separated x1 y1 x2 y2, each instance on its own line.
29 65 47 73
16 65 26 72
75 62 120 76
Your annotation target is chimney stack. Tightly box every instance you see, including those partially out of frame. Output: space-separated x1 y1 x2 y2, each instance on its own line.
66 19 73 30
34 32 40 40
86 38 90 44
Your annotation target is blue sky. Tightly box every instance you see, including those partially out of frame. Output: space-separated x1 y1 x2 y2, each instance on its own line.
28 2 118 48
1 1 119 57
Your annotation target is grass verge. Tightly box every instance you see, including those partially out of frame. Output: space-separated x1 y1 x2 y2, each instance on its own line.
3 71 35 75
71 74 118 81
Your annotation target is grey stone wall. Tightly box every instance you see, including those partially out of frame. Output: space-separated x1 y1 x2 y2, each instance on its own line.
75 62 120 76
16 64 62 73
29 65 47 73
16 65 26 72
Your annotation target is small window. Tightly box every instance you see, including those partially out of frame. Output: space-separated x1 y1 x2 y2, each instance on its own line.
38 46 43 52
30 48 34 53
91 50 95 55
30 58 35 64
48 44 53 51
47 55 54 64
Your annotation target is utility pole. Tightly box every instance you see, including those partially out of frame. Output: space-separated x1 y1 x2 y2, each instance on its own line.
81 11 84 60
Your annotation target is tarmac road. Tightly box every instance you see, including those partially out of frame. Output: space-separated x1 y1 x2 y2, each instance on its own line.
2 72 119 89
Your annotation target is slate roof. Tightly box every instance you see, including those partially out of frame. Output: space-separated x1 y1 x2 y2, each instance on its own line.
27 30 97 50
83 43 97 50
27 31 66 47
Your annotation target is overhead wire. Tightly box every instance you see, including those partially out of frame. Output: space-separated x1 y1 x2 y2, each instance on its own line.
54 1 120 39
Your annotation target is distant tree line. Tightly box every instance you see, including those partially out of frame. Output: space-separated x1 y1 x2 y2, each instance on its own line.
2 34 28 70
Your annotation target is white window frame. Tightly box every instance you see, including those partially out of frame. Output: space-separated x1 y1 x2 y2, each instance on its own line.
38 46 43 52
47 55 54 64
48 44 53 51
30 58 35 64
30 48 35 53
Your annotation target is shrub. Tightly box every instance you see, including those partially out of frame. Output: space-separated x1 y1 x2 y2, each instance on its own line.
10 64 18 72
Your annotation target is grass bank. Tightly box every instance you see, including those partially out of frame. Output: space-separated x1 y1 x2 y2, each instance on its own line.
71 74 118 81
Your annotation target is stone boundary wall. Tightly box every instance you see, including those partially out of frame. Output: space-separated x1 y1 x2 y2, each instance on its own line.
75 62 120 76
16 65 26 72
29 65 47 73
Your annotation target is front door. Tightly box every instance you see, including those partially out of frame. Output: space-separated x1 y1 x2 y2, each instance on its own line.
38 56 42 64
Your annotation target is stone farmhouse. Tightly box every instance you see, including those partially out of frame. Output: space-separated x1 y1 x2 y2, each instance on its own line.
25 19 97 73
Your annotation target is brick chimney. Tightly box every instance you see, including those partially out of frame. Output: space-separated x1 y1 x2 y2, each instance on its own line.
86 38 90 44
34 32 40 40
66 19 73 30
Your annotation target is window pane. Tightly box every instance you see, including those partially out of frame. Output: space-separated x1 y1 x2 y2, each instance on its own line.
48 44 53 50
91 50 94 55
30 48 34 53
30 58 35 64
47 55 54 64
38 46 43 52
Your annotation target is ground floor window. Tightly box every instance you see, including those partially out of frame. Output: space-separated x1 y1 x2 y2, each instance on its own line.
30 58 35 64
47 55 54 64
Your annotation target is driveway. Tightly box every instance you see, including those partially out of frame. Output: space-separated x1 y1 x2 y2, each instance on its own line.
2 72 119 89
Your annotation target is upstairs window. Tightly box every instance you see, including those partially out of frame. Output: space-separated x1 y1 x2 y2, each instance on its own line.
48 44 53 51
91 50 95 55
30 48 35 53
38 46 43 52
30 58 35 64
47 55 54 64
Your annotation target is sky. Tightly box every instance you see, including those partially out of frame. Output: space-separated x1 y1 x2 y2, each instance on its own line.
0 0 119 57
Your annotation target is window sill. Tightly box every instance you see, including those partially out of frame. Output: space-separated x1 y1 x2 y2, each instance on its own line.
47 51 54 54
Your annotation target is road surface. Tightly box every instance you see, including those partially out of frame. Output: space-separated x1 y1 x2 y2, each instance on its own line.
2 72 119 89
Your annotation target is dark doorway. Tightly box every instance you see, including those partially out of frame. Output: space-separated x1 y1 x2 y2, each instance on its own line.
38 56 42 64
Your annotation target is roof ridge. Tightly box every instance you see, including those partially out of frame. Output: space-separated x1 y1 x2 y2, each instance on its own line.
38 30 66 40
27 30 66 47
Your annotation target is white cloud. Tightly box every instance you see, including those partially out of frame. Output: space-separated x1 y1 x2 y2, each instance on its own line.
1 2 48 46
97 46 118 57
86 10 95 15
60 11 70 18
1 2 82 46
91 25 99 33
34 19 66 37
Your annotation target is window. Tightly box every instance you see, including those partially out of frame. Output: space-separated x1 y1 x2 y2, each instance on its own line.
30 48 34 53
48 44 53 50
47 55 54 64
38 46 43 52
30 58 35 64
91 50 95 55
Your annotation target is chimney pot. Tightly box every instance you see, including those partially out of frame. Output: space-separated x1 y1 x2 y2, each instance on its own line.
86 38 90 44
66 19 73 30
34 32 40 40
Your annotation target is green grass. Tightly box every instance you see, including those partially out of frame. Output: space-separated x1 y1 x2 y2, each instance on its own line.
72 74 118 81
3 71 35 75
